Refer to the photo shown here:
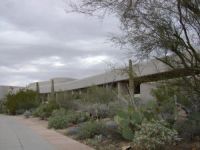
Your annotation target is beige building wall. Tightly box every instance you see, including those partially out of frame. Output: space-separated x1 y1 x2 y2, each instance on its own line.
140 82 157 103
0 86 23 100
0 86 10 100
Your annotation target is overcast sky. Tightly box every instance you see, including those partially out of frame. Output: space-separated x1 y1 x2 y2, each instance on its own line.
0 0 127 86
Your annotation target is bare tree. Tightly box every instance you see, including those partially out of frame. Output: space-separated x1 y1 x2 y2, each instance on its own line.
68 0 200 94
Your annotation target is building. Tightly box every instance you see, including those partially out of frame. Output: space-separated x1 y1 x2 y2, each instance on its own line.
0 86 23 101
26 58 195 102
0 58 196 102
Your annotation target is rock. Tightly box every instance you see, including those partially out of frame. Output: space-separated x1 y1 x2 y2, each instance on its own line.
66 126 79 135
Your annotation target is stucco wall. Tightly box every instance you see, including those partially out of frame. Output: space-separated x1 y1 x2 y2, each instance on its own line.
0 86 9 100
140 82 157 103
0 86 23 101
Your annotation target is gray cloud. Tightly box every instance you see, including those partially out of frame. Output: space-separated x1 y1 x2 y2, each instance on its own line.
0 0 126 86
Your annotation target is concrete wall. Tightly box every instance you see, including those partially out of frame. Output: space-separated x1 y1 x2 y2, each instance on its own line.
140 82 157 103
0 86 9 100
26 59 171 94
27 77 76 93
0 86 23 101
25 58 192 103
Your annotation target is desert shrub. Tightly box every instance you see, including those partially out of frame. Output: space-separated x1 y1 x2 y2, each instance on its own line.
151 84 180 124
132 120 180 150
15 109 26 115
33 100 59 119
48 109 68 129
5 89 40 115
85 103 111 119
114 107 144 140
114 101 159 141
139 100 160 121
77 120 106 139
56 92 79 110
84 100 127 119
151 81 200 123
174 112 200 140
108 101 127 117
24 110 31 118
33 104 45 117
48 109 89 129
0 100 7 114
151 81 200 140
83 86 117 104
65 110 89 126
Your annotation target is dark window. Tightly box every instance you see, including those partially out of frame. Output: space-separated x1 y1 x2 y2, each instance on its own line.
134 84 140 94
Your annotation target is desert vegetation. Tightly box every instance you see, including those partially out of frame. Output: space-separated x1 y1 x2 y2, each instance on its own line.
3 89 40 115
1 0 200 149
1 82 199 150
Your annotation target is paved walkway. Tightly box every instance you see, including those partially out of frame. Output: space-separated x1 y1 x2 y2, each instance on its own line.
0 115 93 150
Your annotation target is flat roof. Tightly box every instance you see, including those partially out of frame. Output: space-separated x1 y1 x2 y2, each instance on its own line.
28 59 171 93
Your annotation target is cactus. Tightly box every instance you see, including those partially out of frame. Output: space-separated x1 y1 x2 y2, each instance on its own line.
114 107 144 140
128 59 138 111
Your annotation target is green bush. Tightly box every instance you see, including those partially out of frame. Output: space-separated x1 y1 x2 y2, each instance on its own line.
66 111 89 125
113 101 159 141
151 81 199 124
5 89 40 115
82 86 117 104
133 120 180 150
33 100 59 119
0 100 7 114
114 107 144 140
174 112 200 140
139 100 159 121
33 104 45 117
151 81 200 140
151 84 179 123
56 92 76 109
77 120 106 139
85 103 111 118
24 110 31 118
48 109 68 129
48 109 89 129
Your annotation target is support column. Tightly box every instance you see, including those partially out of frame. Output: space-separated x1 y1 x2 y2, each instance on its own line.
106 84 110 89
117 82 124 98
50 79 55 101
55 92 58 102
117 82 129 98
79 90 82 95
63 91 66 101
47 93 51 101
